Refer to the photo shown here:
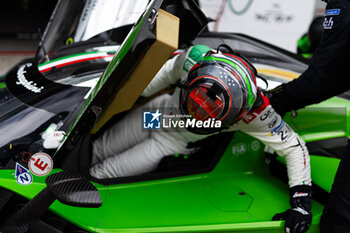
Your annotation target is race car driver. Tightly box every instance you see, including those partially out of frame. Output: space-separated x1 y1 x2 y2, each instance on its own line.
267 0 350 232
90 44 312 233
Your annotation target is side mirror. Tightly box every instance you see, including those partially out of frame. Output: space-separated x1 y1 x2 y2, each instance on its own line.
46 171 102 207
1 171 101 233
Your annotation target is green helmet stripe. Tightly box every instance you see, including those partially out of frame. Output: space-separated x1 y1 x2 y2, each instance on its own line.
202 56 255 107
188 45 212 63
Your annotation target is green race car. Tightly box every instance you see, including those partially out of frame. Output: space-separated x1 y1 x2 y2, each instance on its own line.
0 0 348 232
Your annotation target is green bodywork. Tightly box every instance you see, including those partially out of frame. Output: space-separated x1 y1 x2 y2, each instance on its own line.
0 131 325 232
0 1 348 232
1 94 348 231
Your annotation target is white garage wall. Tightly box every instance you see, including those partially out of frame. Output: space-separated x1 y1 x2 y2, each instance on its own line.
199 0 321 53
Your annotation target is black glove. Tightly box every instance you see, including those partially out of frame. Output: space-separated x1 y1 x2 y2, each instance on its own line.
263 84 292 117
272 185 312 233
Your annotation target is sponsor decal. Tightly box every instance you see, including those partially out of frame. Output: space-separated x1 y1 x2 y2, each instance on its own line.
16 63 44 93
293 192 309 198
243 93 269 124
269 119 292 141
232 141 261 155
255 4 294 24
325 9 340 16
242 112 258 124
143 109 222 130
183 59 195 72
232 143 247 155
267 116 279 128
28 153 53 176
323 17 334 30
260 109 273 121
251 140 261 151
15 163 33 185
269 120 284 136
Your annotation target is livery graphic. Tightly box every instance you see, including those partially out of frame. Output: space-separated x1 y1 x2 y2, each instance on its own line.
183 59 195 72
232 143 247 155
325 9 340 16
15 163 33 185
323 17 334 30
28 153 53 176
267 116 279 129
324 9 341 30
16 63 44 93
260 109 273 121
269 120 284 136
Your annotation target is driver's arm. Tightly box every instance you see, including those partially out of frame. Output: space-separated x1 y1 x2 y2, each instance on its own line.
232 104 311 187
231 103 312 233
142 44 213 97
141 49 187 97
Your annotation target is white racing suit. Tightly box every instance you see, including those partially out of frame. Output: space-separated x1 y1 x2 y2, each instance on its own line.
90 45 311 188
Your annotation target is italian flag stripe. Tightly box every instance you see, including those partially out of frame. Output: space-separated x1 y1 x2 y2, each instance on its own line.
38 52 115 73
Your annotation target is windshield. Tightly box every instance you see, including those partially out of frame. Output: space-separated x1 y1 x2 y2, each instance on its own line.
0 65 98 167
0 87 55 148
36 0 148 61
0 81 56 166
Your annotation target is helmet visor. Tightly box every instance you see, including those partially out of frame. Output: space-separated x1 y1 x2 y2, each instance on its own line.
187 86 223 121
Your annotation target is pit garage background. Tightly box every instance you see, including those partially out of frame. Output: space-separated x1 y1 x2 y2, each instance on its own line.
0 0 326 74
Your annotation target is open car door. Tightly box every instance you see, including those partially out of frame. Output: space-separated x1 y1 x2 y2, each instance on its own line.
55 0 179 158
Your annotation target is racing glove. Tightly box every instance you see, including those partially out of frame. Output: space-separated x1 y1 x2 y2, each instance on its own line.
264 84 292 117
272 185 312 233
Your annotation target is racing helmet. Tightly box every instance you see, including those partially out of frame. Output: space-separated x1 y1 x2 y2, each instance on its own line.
180 52 257 134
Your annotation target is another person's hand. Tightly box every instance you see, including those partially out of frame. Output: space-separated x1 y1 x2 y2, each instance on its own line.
272 185 312 233
263 84 291 117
